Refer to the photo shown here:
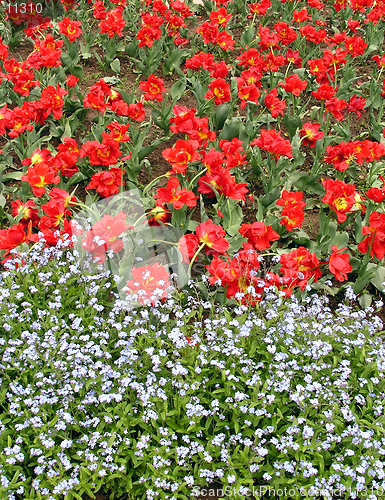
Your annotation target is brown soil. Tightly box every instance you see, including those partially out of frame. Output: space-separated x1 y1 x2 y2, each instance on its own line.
303 208 320 240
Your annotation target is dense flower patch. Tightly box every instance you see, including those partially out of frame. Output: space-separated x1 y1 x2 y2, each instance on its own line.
0 0 384 306
0 244 384 500
1 1 385 498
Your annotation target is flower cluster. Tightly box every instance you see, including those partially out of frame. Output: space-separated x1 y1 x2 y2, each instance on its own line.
0 244 384 500
1 0 385 307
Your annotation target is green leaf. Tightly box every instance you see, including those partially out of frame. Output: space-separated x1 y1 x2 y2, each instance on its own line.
163 49 189 74
110 58 121 73
306 179 325 196
329 231 349 249
67 171 88 187
125 41 139 57
79 485 96 499
171 207 187 229
353 270 376 294
2 172 23 182
195 281 209 299
358 293 372 309
370 266 385 292
94 50 104 68
187 220 199 232
200 195 209 223
171 80 186 102
138 136 170 162
219 117 246 142
61 120 72 140
114 87 134 105
71 65 84 80
288 170 309 186
240 25 255 46
214 104 230 131
222 201 242 230
261 187 280 207
69 491 83 500
354 213 364 242
80 52 92 60
192 79 205 103
283 114 302 139
61 52 73 67
327 221 337 240
228 233 245 254
226 224 242 237
292 230 311 245
349 256 361 272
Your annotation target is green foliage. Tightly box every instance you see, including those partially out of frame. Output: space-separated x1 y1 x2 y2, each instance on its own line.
0 247 384 500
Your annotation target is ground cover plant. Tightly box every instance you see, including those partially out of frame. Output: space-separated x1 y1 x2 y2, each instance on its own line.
0 244 385 500
1 0 385 498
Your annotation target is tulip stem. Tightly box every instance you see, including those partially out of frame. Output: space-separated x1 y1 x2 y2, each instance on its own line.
189 168 207 190
133 213 148 227
188 243 206 276
150 239 179 246
143 174 168 196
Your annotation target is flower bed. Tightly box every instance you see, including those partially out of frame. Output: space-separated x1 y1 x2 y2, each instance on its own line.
0 0 384 305
0 245 384 500
1 0 385 498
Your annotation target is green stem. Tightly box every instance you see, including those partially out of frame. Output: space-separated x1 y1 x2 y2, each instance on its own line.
318 210 333 245
217 193 224 211
362 232 376 267
227 198 231 225
142 174 168 195
27 241 42 255
324 111 331 137
133 213 148 227
98 112 104 126
18 134 26 158
284 62 292 79
188 168 207 190
188 242 206 276
150 239 179 246
254 108 267 124
377 67 384 83
319 101 325 125
333 63 338 89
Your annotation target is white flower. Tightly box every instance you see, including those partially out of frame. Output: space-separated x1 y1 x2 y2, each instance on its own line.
303 425 314 439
